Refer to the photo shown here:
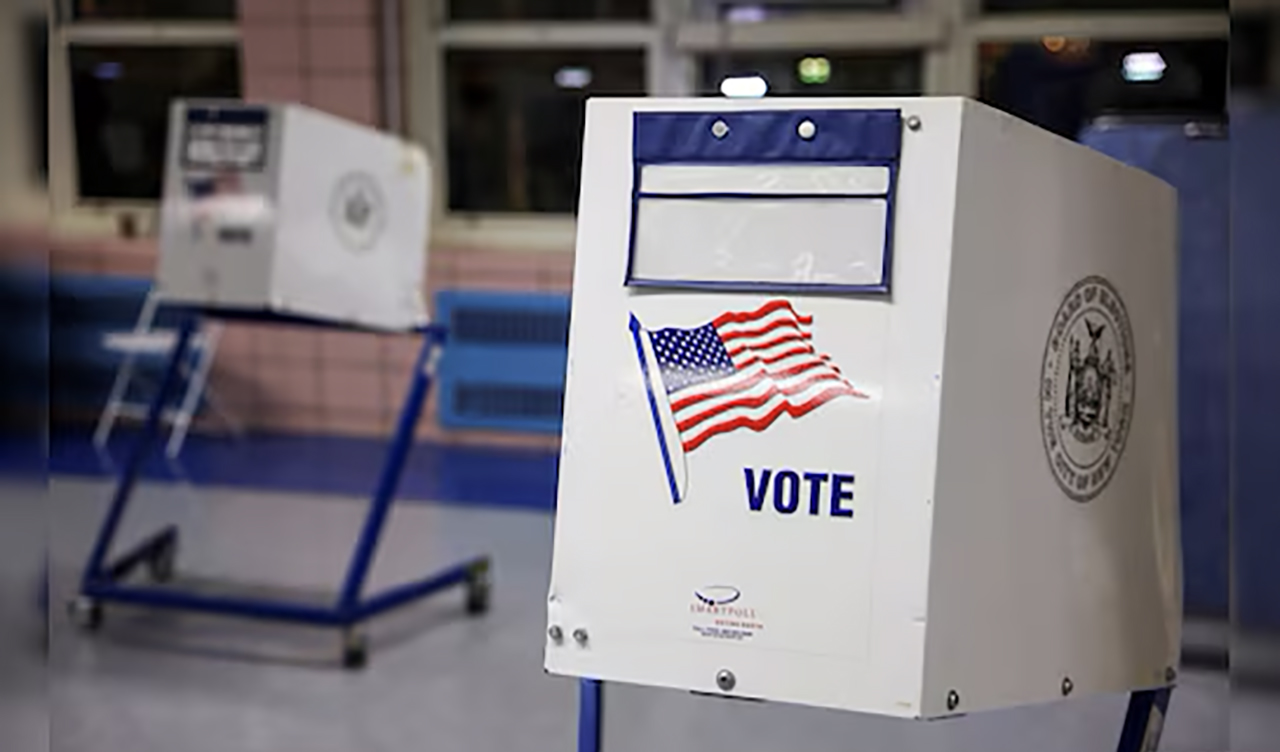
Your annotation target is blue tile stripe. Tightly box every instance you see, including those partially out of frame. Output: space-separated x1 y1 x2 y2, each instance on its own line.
25 429 558 513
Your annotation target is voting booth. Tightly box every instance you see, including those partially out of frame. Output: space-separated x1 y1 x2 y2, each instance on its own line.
70 101 490 670
546 98 1181 722
155 99 430 331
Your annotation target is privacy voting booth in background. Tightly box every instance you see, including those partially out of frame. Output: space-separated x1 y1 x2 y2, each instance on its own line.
71 101 491 668
548 98 1181 749
155 101 430 331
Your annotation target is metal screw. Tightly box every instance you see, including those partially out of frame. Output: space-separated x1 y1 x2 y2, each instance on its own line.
1061 677 1074 697
711 120 730 139
716 669 736 692
906 115 923 131
1165 667 1176 683
548 625 563 644
946 690 960 711
796 119 816 140
572 628 589 646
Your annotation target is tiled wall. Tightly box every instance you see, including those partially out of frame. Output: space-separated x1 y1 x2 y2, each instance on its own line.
40 0 573 449
239 0 381 127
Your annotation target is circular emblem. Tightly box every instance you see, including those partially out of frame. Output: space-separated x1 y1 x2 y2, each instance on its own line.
1040 276 1136 502
329 172 386 252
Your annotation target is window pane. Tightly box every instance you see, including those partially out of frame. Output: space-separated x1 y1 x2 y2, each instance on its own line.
1231 14 1275 92
979 39 1228 140
445 50 645 213
982 0 1223 11
693 1 900 21
25 17 47 182
69 45 241 201
447 0 649 21
73 0 237 20
699 51 922 97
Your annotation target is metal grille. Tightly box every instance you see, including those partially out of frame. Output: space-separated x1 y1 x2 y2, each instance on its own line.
454 384 564 419
435 291 571 433
450 307 569 346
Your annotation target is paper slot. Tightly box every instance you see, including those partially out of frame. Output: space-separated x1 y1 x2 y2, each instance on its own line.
639 164 891 196
630 196 889 289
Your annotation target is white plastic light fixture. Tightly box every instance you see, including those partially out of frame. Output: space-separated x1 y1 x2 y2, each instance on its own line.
720 75 768 98
1122 52 1167 83
555 66 593 89
797 56 831 85
724 5 767 23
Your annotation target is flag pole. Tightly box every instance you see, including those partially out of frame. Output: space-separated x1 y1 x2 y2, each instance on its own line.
628 314 682 504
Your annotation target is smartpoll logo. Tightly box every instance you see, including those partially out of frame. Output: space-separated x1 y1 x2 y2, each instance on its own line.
744 468 856 518
690 586 763 642
694 586 741 607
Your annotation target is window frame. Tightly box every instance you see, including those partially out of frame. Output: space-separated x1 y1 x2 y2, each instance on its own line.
47 2 241 235
39 0 1228 240
0 2 48 225
407 0 1227 252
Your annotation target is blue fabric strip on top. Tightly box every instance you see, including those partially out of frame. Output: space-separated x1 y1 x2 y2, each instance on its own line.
186 106 269 125
633 110 902 164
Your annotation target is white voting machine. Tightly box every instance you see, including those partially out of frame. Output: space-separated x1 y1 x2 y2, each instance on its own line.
155 100 430 331
545 97 1181 719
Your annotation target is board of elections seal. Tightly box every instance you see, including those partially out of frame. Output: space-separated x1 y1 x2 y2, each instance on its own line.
330 172 386 252
1040 275 1135 502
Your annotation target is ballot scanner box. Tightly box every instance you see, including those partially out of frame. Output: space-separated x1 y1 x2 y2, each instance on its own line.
155 100 431 331
545 97 1181 719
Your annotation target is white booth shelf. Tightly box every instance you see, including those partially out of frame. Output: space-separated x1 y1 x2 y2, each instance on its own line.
546 97 1180 720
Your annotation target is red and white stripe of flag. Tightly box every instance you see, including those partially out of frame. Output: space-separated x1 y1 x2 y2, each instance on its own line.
670 300 867 451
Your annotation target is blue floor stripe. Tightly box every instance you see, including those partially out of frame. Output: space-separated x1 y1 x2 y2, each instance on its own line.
0 432 45 480
8 428 559 512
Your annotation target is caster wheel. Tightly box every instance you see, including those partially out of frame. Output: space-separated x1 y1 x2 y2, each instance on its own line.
147 537 178 583
341 631 369 670
68 596 104 632
465 564 491 616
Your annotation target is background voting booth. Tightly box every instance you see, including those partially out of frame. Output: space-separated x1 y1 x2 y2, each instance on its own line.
155 100 430 331
70 101 491 668
547 98 1181 750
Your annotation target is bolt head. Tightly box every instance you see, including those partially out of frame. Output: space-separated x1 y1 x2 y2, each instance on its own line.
572 628 589 646
548 625 563 643
1165 667 1176 683
1061 677 1074 696
946 690 960 711
715 669 736 692
906 115 923 131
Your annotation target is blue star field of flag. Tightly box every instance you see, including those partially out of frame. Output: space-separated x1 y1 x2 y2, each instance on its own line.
649 323 736 394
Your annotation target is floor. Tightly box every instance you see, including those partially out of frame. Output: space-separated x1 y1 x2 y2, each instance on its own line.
2 475 1274 751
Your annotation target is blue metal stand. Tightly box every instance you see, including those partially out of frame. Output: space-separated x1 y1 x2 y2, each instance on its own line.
69 314 492 668
577 679 603 752
1115 686 1173 752
574 680 1174 752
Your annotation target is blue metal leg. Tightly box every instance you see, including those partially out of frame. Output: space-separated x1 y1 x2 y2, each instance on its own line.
1116 686 1174 752
82 316 196 587
74 320 488 664
578 679 603 752
353 558 482 621
336 326 444 613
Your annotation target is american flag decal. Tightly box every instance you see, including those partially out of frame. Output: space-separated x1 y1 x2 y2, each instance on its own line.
633 300 868 456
